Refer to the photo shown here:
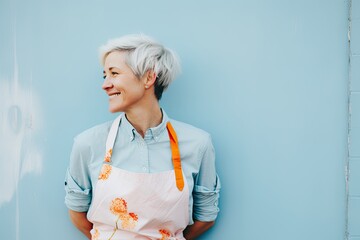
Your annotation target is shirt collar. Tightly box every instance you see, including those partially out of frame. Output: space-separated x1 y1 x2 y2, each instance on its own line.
120 109 169 142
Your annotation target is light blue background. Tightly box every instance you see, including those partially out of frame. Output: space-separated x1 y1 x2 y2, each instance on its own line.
349 0 360 239
0 0 351 239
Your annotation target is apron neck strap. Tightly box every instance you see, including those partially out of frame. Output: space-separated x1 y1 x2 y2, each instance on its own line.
104 114 122 163
166 122 184 191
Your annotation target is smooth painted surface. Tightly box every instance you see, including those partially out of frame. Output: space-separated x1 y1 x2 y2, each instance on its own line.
351 94 360 157
350 160 360 196
349 198 360 236
352 56 360 91
352 19 360 54
0 0 349 239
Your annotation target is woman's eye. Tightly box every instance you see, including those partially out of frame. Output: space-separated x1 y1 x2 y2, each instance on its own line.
102 72 118 80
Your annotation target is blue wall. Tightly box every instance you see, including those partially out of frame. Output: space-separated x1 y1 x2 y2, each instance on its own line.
0 0 350 239
348 0 360 239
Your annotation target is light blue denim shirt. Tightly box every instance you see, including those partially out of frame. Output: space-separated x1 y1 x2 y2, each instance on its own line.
64 110 220 223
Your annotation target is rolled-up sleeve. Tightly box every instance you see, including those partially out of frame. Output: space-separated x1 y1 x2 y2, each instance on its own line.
64 137 92 212
193 135 221 222
64 169 91 212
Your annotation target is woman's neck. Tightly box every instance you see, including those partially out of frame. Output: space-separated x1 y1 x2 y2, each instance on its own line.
125 102 163 138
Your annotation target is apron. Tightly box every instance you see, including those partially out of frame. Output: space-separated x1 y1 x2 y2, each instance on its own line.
87 115 189 240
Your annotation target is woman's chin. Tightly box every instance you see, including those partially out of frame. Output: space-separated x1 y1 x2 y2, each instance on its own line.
109 106 122 113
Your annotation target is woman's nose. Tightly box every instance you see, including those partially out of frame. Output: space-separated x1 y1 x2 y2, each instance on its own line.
102 77 113 90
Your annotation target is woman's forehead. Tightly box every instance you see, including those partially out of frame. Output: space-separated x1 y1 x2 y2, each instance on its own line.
104 51 127 69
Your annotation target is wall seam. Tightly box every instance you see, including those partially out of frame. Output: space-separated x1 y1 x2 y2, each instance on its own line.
346 0 352 239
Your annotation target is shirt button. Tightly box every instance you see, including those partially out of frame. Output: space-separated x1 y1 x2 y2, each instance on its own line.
142 167 147 172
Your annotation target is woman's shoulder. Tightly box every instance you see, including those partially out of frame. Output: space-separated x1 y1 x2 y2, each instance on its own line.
73 120 113 148
168 119 214 160
169 119 211 143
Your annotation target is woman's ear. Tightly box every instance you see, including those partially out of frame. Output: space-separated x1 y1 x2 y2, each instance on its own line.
144 70 157 88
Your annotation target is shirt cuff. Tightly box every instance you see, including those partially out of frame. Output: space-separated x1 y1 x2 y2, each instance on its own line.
64 169 92 212
192 174 221 222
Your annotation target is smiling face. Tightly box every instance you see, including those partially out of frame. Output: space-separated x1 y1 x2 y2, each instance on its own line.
102 51 147 113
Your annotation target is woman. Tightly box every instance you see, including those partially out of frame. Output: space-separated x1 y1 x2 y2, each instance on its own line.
65 34 220 240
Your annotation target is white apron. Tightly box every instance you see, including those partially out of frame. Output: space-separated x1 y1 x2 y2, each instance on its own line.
87 115 189 240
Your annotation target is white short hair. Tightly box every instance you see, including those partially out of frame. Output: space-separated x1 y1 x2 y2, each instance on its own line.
99 34 181 100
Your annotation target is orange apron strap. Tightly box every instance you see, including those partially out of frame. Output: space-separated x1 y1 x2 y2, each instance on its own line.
166 122 184 191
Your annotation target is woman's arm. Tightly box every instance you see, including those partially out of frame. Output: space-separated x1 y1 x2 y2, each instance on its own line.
183 220 215 240
68 210 93 239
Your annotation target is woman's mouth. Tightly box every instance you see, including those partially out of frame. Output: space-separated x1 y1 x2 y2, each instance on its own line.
109 93 121 98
